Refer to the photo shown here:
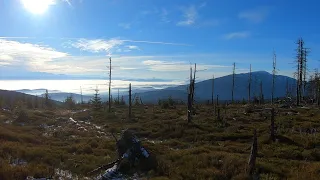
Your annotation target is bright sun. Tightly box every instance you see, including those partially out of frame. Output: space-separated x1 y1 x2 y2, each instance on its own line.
21 0 55 14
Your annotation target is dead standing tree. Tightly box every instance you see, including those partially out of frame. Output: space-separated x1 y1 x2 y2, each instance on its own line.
215 95 219 117
129 83 132 120
80 86 83 104
286 78 289 98
232 62 236 104
248 64 252 103
259 80 264 105
298 39 304 105
310 69 320 105
270 108 276 142
316 70 320 106
107 57 112 112
192 63 196 105
272 51 276 105
295 38 309 106
303 48 308 97
187 64 196 123
212 74 214 105
248 129 258 175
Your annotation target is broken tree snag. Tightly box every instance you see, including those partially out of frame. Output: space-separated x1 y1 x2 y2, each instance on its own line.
212 74 214 105
295 38 309 106
108 57 112 112
187 65 196 123
259 80 263 105
270 108 275 142
129 83 132 120
272 51 276 105
216 95 219 106
187 69 192 123
140 97 143 105
248 129 258 175
192 63 196 107
214 95 219 116
217 108 221 121
232 62 236 104
248 64 252 103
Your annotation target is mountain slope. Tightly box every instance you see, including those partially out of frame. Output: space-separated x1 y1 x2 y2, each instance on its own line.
135 71 297 103
0 89 62 107
47 93 93 103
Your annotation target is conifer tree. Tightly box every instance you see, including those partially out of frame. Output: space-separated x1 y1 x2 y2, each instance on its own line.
90 88 103 112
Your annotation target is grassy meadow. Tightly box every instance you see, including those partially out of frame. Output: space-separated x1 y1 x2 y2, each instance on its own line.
0 103 320 180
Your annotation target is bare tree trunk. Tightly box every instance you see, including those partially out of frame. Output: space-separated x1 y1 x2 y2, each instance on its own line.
272 51 276 105
216 95 219 107
217 108 221 121
318 81 320 106
192 63 196 105
296 73 300 106
80 86 83 104
232 63 235 104
270 108 275 142
117 89 120 105
299 47 303 103
248 64 252 103
212 75 214 105
260 81 263 105
129 83 132 120
215 95 219 116
248 129 258 175
187 67 193 123
303 48 307 98
187 64 196 123
109 57 112 112
296 38 307 106
286 78 289 97
315 69 320 106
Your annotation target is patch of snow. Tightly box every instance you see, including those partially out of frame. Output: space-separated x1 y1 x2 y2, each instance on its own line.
69 117 77 123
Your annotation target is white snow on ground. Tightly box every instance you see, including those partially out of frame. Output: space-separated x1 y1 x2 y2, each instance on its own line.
69 117 77 123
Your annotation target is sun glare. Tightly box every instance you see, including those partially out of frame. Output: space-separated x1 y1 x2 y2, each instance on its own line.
21 0 55 14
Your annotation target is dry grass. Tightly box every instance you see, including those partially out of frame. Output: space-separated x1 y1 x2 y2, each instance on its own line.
0 104 320 179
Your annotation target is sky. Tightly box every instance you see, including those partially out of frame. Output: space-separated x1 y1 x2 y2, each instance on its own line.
0 0 320 83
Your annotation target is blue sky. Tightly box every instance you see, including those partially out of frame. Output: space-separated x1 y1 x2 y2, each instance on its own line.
0 0 320 82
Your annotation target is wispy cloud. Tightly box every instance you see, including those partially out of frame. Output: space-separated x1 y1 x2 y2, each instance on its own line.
239 7 270 23
0 39 233 80
3 39 277 82
121 39 191 46
126 45 140 50
224 31 250 40
177 5 198 26
118 23 131 29
176 2 218 27
119 67 138 70
70 38 124 54
0 39 68 70
160 8 170 23
67 38 190 55
142 60 229 72
0 38 280 82
0 37 32 39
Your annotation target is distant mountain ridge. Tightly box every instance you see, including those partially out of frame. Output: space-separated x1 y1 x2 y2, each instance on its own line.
130 71 297 103
0 89 62 107
9 71 297 104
